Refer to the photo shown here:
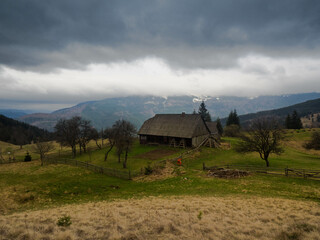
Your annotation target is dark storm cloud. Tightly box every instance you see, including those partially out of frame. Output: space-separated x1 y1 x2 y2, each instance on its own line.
1 0 320 70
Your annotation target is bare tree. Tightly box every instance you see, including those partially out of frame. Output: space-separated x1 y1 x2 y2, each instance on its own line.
32 141 55 166
104 127 116 161
112 120 136 168
91 128 104 150
55 117 81 158
78 119 94 154
235 118 284 167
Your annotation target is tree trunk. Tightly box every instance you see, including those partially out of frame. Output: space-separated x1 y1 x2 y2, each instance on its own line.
104 144 114 161
95 140 102 149
72 146 76 158
264 152 270 167
123 148 128 168
79 144 82 155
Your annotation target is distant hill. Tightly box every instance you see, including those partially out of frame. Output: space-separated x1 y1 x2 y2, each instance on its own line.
0 114 52 146
19 93 320 131
223 98 320 127
0 109 30 119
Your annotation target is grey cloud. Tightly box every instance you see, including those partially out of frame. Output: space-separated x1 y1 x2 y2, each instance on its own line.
1 0 320 70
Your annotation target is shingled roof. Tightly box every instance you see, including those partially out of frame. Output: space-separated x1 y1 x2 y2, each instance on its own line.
205 122 218 135
138 113 210 139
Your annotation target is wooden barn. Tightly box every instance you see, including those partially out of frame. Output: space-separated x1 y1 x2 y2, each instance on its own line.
138 113 218 148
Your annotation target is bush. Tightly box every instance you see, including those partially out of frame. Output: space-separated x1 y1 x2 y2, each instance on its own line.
57 215 72 227
223 124 240 137
24 152 32 162
144 165 153 175
304 131 320 150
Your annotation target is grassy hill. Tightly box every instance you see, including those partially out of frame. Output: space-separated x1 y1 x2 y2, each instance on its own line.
1 130 320 239
1 129 319 214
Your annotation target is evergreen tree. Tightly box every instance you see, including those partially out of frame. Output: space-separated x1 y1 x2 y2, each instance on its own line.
226 109 240 126
216 117 223 135
198 101 211 122
292 110 303 129
285 110 303 129
285 114 292 129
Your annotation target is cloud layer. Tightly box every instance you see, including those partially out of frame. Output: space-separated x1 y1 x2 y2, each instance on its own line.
1 0 320 110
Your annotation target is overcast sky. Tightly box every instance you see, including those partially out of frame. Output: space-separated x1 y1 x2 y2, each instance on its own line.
1 0 320 111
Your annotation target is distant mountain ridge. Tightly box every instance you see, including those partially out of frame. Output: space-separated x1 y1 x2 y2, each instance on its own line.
0 109 31 119
224 98 320 127
19 93 320 131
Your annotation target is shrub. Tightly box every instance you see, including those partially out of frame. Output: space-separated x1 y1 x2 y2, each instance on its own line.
57 216 72 227
223 124 240 137
304 131 320 150
144 165 153 175
24 152 32 162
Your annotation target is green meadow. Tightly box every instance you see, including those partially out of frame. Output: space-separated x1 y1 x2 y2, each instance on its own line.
0 129 319 214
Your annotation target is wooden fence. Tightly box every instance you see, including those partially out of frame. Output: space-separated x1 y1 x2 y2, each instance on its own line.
203 163 320 179
0 158 23 165
45 158 137 180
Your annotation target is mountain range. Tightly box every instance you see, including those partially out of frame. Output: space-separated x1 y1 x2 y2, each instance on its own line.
15 92 320 131
222 97 320 128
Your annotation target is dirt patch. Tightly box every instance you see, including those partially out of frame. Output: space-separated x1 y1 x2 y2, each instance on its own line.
219 142 231 150
136 149 178 160
207 167 250 179
134 161 181 182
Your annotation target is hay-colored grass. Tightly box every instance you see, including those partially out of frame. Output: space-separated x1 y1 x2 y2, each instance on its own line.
0 196 319 240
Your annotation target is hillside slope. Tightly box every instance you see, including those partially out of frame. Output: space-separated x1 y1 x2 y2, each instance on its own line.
226 98 320 127
0 114 52 145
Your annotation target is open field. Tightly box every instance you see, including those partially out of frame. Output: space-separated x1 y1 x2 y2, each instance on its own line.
0 129 320 239
1 196 320 240
1 158 319 215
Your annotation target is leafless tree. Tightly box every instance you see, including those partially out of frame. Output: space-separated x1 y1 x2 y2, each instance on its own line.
235 118 284 167
104 127 116 161
32 141 55 166
78 119 95 154
91 128 104 150
55 117 81 158
112 120 136 168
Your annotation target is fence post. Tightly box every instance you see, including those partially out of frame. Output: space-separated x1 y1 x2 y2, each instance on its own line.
285 166 288 177
303 169 306 178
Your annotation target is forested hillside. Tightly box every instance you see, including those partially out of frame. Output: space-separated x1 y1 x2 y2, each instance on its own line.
0 114 52 145
225 98 320 127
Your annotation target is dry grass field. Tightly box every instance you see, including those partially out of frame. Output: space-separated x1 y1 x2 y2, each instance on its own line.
0 196 319 240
